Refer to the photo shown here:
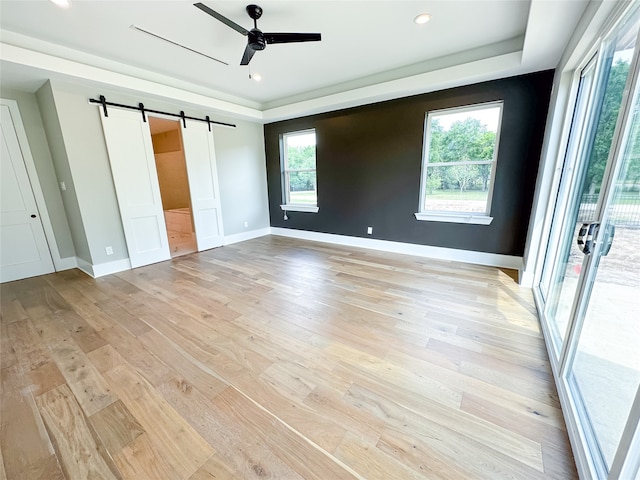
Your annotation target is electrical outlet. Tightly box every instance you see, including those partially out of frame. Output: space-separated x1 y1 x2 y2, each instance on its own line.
105 246 113 255
60 181 66 191
367 226 373 235
244 221 248 228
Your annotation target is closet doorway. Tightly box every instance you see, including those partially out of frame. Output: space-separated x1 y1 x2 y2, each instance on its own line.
148 117 196 258
100 106 224 269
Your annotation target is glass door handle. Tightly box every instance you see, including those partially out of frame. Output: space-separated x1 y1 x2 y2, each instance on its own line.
577 222 616 256
577 222 599 255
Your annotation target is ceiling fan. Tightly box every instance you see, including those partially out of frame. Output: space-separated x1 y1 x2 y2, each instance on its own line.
194 3 321 66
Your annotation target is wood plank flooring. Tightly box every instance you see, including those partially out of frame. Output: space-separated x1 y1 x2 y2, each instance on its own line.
0 235 577 479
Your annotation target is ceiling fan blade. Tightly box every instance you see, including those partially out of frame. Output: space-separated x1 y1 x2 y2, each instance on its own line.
194 2 248 36
240 44 257 65
264 33 321 44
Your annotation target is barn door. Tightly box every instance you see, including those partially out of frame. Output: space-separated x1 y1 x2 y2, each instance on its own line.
100 108 170 268
0 104 55 282
181 120 224 250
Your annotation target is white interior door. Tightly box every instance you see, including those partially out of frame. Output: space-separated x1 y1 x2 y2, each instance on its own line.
100 108 170 268
181 120 224 251
0 105 55 283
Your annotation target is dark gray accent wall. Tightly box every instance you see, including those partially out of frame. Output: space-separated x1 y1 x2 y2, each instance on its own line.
264 70 554 256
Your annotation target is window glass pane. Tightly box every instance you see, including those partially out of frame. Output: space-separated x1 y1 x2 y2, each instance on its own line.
540 57 597 315
422 103 501 214
288 171 317 204
543 10 639 353
283 130 317 205
423 164 491 212
285 132 316 170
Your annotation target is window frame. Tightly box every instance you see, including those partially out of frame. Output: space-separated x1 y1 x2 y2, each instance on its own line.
280 129 319 213
415 101 504 224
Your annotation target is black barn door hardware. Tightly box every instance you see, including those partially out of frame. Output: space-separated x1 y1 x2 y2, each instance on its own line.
90 95 236 128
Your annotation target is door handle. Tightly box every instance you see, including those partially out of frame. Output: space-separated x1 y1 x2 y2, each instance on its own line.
577 222 599 255
577 222 615 256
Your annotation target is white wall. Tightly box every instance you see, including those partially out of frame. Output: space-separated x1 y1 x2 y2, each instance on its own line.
46 80 129 266
36 81 93 264
213 116 270 235
39 78 269 271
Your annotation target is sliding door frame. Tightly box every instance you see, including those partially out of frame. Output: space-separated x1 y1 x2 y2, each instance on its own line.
533 2 640 478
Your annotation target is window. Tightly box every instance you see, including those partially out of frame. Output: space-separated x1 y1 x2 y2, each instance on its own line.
280 129 318 213
415 102 503 224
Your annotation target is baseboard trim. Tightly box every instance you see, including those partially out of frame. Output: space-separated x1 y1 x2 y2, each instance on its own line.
76 257 132 278
270 227 524 271
76 228 520 278
92 258 132 278
518 269 535 288
223 228 271 246
75 257 94 277
73 229 271 278
55 256 78 271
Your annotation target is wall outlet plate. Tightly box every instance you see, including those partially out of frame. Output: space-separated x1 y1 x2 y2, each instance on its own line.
105 246 113 255
367 226 373 235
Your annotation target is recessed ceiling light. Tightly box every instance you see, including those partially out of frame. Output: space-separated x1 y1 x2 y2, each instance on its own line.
414 13 431 25
250 73 262 82
49 0 71 8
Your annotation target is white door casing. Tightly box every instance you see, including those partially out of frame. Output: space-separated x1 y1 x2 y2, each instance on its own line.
0 104 55 282
100 108 170 268
181 120 224 251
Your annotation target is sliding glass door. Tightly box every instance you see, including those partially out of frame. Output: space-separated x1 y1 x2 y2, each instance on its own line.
539 55 599 355
539 3 640 479
569 69 640 473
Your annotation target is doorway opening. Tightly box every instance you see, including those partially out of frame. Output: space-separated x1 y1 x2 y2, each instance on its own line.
149 117 197 258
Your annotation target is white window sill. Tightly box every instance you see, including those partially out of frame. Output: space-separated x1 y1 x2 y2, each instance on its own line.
414 212 493 225
280 204 319 213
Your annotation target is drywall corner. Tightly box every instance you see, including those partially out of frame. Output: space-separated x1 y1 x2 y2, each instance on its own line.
35 80 93 264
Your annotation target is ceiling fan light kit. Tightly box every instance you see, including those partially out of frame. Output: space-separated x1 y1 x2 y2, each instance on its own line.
194 2 321 66
414 13 432 24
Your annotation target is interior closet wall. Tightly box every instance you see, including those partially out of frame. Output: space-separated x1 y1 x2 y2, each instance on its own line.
150 121 197 257
152 127 191 211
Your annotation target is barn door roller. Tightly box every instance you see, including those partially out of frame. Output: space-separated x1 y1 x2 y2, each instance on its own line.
90 95 235 128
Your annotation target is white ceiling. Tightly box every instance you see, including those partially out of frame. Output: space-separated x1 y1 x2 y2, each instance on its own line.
0 0 589 120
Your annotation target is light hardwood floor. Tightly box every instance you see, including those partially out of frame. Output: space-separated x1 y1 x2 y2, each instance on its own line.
0 236 577 479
